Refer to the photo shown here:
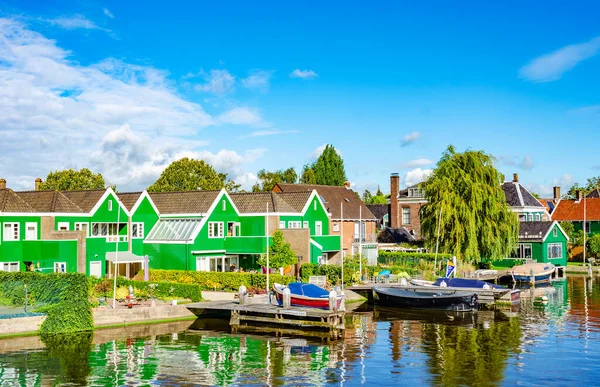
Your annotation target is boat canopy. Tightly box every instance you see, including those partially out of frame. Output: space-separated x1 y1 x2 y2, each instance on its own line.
287 282 330 299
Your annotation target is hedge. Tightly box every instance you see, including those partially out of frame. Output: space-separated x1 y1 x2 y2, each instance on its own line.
300 263 420 285
144 269 295 292
378 251 452 265
0 272 93 335
117 278 202 302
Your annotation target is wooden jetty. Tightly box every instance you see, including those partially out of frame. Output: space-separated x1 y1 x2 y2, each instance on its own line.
346 283 520 308
186 299 345 340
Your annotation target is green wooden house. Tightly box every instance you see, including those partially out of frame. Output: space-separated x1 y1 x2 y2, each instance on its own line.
499 175 568 267
1 184 340 277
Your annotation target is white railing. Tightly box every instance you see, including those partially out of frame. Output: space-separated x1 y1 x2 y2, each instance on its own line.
353 233 377 243
106 236 128 242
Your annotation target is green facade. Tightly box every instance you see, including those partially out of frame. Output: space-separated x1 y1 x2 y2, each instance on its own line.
498 223 568 267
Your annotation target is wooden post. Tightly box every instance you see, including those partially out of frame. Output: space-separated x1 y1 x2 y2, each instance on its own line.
329 290 337 311
530 268 535 288
239 285 247 305
283 287 291 308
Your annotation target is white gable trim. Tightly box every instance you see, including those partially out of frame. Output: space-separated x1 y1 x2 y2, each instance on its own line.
300 190 328 216
310 238 323 250
542 221 569 241
90 188 131 217
130 190 160 216
0 212 91 217
192 189 228 242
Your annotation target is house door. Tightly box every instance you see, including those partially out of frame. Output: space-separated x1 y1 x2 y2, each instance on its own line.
26 223 37 240
90 261 102 278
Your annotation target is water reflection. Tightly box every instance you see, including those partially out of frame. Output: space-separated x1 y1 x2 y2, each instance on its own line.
0 276 600 386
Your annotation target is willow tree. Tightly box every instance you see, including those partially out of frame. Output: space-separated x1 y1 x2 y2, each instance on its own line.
420 146 519 263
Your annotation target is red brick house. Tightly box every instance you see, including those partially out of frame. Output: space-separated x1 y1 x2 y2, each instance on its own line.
389 173 426 239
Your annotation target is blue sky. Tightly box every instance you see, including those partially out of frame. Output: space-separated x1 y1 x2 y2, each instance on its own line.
0 1 599 195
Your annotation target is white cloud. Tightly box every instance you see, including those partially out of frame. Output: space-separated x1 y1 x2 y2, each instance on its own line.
400 132 420 147
404 168 432 187
217 107 266 127
525 174 575 197
103 8 115 19
403 158 433 168
194 69 235 94
311 144 342 159
0 18 262 191
46 14 111 33
290 69 318 79
241 70 273 89
498 154 534 170
520 36 600 82
241 129 298 138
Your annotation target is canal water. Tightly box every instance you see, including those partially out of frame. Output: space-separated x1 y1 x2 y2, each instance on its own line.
1 276 599 386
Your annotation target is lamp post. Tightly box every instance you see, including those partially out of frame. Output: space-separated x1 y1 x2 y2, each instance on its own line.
112 195 122 309
340 201 344 289
584 190 587 265
266 202 270 293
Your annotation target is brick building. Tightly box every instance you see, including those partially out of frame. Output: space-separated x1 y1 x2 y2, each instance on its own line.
389 173 426 239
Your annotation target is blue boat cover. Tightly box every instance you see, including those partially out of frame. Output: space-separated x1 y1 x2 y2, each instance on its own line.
287 282 330 299
378 270 391 277
433 277 506 290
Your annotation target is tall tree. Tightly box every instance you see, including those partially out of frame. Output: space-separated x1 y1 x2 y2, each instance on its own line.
299 164 317 184
257 230 298 268
148 158 237 192
362 190 373 203
252 167 297 192
420 145 519 263
312 144 347 185
39 168 106 191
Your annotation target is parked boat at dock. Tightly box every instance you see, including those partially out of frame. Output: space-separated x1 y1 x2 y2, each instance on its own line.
373 287 478 311
273 282 344 310
511 262 555 283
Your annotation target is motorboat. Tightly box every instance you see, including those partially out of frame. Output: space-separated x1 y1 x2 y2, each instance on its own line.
510 262 555 283
272 282 344 309
373 287 478 311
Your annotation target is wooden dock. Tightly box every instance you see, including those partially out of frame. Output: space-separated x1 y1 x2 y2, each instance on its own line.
186 299 345 340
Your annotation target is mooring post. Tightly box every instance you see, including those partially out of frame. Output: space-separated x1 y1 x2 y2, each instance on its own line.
329 289 337 311
283 287 291 308
530 268 535 288
588 264 593 277
239 285 247 305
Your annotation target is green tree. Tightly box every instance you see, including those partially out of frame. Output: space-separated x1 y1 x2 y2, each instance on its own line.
148 158 237 192
252 167 297 192
560 221 575 239
362 188 387 204
39 168 106 191
299 164 316 184
312 144 347 185
258 230 298 268
420 145 519 263
587 234 600 258
362 189 373 203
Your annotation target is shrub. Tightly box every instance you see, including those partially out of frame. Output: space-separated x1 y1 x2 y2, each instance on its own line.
378 251 452 266
143 269 294 292
0 272 93 335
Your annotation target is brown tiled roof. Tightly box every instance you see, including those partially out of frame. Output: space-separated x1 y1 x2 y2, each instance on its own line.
0 189 36 212
229 192 298 213
60 190 107 212
15 190 84 213
587 189 600 198
552 198 600 221
366 204 389 220
117 192 142 211
275 191 313 212
273 183 376 220
149 190 220 214
518 221 555 242
502 182 544 208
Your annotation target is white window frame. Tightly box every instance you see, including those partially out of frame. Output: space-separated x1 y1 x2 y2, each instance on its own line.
288 221 302 229
303 221 309 229
279 221 286 229
208 222 224 238
25 222 38 241
58 222 70 231
3 223 19 241
222 200 226 211
54 262 67 273
108 200 113 211
535 213 540 221
74 222 88 234
402 207 410 225
548 243 563 259
314 201 317 211
553 228 557 237
0 262 20 272
527 213 533 222
315 221 322 236
132 222 144 238
333 223 340 232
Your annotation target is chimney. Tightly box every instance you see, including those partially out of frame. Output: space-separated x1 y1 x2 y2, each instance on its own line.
35 178 42 190
0 178 5 190
513 173 519 183
344 181 351 190
553 186 561 201
390 173 400 228
576 189 583 202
